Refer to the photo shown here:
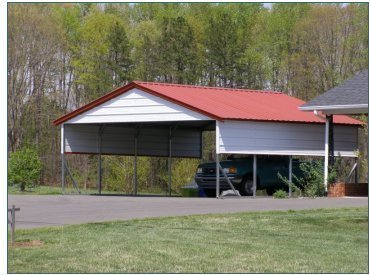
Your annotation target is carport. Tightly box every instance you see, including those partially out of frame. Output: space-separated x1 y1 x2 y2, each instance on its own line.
300 70 368 187
54 81 361 197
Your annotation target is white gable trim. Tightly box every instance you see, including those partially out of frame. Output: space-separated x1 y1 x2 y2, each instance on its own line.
67 88 211 124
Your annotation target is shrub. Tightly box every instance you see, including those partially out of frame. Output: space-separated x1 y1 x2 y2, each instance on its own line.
8 148 42 191
273 189 287 199
278 160 336 197
298 161 327 197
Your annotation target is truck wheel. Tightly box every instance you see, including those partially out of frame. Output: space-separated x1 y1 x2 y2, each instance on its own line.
239 177 254 196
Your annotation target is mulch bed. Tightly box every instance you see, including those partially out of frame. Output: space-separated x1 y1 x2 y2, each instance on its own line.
9 240 44 248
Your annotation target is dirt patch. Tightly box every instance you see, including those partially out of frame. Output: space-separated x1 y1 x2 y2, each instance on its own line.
9 240 44 248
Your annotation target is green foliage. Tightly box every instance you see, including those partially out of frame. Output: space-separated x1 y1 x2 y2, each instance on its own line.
298 161 327 197
8 148 42 191
172 158 200 193
8 3 368 193
273 189 287 199
103 156 152 193
158 16 198 84
278 160 334 197
357 115 368 183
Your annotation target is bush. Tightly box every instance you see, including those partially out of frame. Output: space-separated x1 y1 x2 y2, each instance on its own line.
298 161 327 197
8 148 42 191
273 189 287 199
278 160 335 197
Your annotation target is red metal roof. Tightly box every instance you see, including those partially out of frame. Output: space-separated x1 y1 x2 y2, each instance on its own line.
54 81 361 126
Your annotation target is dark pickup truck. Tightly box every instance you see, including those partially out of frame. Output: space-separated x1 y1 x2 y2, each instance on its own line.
195 155 304 196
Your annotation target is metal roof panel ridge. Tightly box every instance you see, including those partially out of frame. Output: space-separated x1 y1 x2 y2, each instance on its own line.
135 81 281 93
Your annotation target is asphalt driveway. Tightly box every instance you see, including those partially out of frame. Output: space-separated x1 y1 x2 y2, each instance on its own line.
8 195 368 229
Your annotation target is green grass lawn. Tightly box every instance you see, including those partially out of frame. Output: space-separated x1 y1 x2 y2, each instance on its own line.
8 207 368 273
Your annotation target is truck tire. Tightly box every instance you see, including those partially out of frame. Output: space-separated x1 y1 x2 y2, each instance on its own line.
239 176 254 196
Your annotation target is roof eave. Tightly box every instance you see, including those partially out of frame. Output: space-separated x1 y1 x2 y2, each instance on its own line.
299 104 368 112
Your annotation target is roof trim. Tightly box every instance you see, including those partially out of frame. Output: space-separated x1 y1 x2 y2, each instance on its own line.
299 103 368 111
53 82 222 125
54 81 362 126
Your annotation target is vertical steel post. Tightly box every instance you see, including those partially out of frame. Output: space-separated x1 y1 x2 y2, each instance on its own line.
134 134 138 196
61 124 65 194
289 156 292 198
253 155 257 197
328 115 334 166
324 117 329 192
98 155 102 195
215 120 220 199
355 158 358 184
97 126 103 195
168 127 172 196
216 153 220 198
11 205 15 244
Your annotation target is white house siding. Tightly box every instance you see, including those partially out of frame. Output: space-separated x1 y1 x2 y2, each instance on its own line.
67 88 210 124
217 120 358 157
64 124 202 158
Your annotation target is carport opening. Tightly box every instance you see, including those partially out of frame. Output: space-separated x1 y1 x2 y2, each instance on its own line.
61 120 359 198
61 120 217 196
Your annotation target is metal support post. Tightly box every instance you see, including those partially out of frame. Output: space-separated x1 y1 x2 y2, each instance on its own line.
253 155 257 197
328 115 334 166
64 161 81 194
324 117 329 192
97 125 104 195
98 154 102 195
216 154 220 198
134 135 138 196
168 127 172 196
62 154 65 194
355 158 358 184
289 156 292 198
61 124 65 194
218 163 240 196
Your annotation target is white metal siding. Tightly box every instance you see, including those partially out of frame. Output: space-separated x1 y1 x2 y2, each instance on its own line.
64 124 99 153
217 120 358 157
64 124 202 158
67 88 210 124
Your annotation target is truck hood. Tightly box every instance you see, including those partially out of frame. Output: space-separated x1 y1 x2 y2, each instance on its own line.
198 160 238 168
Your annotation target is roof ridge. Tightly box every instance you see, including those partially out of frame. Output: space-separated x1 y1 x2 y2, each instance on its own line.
134 81 282 94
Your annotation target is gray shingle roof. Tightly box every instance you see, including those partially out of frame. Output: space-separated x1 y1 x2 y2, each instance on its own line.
300 70 368 109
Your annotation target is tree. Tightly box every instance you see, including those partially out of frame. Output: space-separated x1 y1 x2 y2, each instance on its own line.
73 10 132 103
262 3 310 93
7 3 369 191
289 4 368 100
131 20 161 81
8 4 63 152
107 20 133 87
157 16 198 84
8 148 42 191
204 4 266 88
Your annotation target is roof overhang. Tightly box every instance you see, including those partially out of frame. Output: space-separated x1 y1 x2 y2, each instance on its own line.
299 104 368 115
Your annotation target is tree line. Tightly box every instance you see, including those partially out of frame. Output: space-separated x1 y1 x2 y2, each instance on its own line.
7 3 368 193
